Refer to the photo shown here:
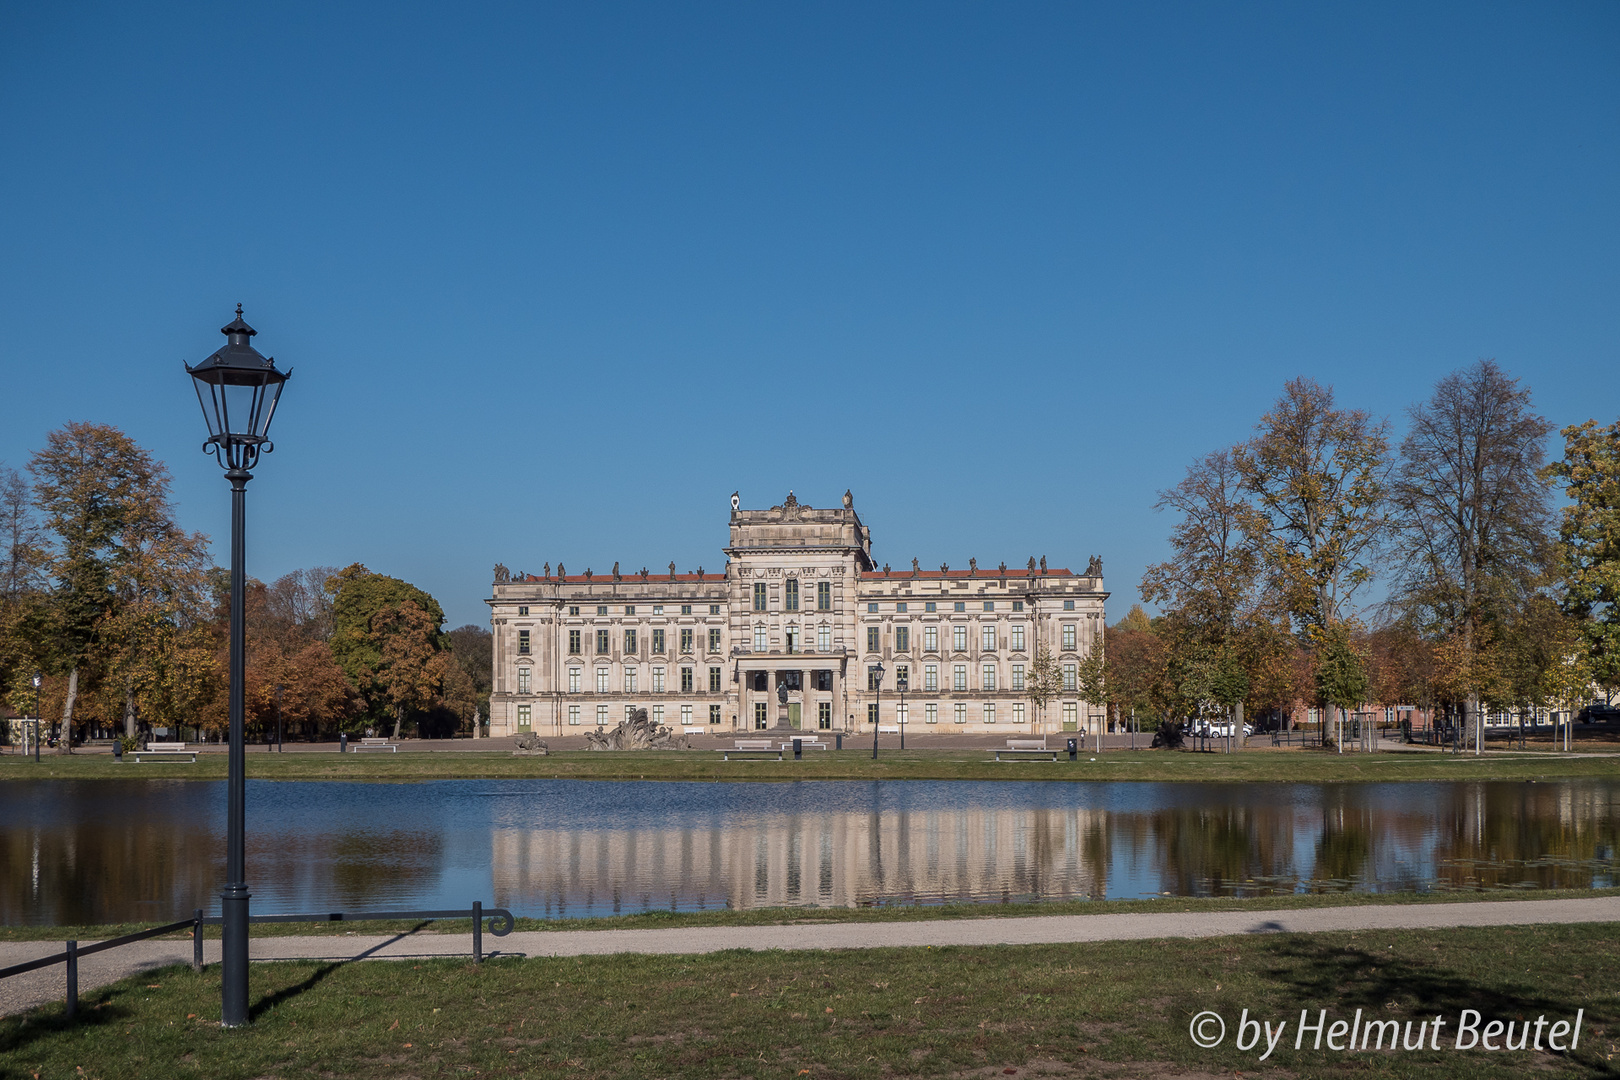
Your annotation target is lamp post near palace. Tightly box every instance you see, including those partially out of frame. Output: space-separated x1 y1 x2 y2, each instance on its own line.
870 661 885 760
896 668 908 751
186 306 290 1027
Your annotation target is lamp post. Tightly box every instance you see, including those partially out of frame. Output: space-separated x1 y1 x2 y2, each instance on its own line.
274 683 283 753
186 306 290 1028
896 668 908 751
32 673 41 763
870 661 885 760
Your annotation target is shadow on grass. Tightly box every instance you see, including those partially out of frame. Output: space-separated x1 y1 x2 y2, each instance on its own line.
248 920 439 1022
0 983 134 1075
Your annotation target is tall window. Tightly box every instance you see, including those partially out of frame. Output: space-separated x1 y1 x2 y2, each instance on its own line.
680 667 694 692
708 628 721 653
895 626 910 652
754 624 767 651
953 664 967 691
924 664 938 691
924 626 938 652
596 668 609 693
868 703 880 728
954 703 967 724
652 628 665 653
568 667 581 693
984 703 996 724
517 705 531 728
518 630 530 654
817 625 831 651
625 704 636 724
652 704 664 724
1063 702 1079 728
595 629 609 654
867 626 880 652
710 704 721 725
1063 663 1077 691
982 664 996 691
680 628 693 654
709 667 722 693
681 704 693 726
568 630 581 654
517 667 531 694
1062 624 1077 651
596 703 608 725
1010 625 1025 652
1013 702 1026 724
652 666 665 692
982 625 996 651
755 702 769 729
624 669 637 693
624 629 638 653
926 703 938 724
568 705 580 726
895 664 909 691
754 582 767 611
896 702 909 728
785 578 799 611
818 702 831 729
952 625 967 651
1011 664 1025 691
817 581 831 610
867 666 883 691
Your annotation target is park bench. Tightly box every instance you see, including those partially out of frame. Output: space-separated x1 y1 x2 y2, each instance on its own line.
353 737 398 753
132 742 197 764
682 726 706 734
781 737 829 751
716 738 782 761
877 725 900 733
994 738 1058 762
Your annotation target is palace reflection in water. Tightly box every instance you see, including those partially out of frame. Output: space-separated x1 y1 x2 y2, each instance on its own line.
1 779 1616 925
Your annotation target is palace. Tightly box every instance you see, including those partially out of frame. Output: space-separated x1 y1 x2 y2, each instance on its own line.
487 490 1108 737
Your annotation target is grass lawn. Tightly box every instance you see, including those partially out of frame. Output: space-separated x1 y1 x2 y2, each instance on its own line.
2 923 1615 1079
4 747 1619 784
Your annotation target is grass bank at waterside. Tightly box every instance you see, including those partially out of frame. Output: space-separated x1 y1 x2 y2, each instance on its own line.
3 923 1614 1078
3 746 1619 783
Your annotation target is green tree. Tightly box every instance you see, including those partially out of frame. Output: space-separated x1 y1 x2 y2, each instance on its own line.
1315 625 1370 750
328 563 449 736
1544 417 1620 694
1026 644 1063 734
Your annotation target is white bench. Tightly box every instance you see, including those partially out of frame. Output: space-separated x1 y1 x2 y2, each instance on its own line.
782 737 829 751
132 743 197 763
877 725 900 733
682 726 706 734
994 738 1058 762
353 737 398 753
716 739 782 761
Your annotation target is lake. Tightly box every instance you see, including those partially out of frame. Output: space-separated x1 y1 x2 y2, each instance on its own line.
1 778 1616 925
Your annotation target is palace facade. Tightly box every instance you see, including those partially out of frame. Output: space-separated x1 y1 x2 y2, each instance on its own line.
487 491 1108 737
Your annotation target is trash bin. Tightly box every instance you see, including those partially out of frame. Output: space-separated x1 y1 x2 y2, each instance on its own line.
1066 737 1078 761
792 738 802 760
835 733 843 751
339 733 348 753
112 740 123 761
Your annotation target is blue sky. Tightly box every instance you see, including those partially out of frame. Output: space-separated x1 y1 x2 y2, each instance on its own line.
1 2 1616 630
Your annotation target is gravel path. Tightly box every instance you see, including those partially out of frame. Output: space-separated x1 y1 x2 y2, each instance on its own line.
5 895 1617 1018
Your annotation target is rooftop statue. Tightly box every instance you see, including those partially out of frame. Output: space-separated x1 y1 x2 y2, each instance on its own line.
493 563 510 583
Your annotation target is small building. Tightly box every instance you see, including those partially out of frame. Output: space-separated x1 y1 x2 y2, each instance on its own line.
487 490 1107 737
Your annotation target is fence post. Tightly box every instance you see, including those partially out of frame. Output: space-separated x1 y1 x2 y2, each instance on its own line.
194 909 204 971
473 901 483 964
65 940 77 1018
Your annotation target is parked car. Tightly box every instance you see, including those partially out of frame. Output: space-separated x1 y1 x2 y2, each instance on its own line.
1577 702 1620 724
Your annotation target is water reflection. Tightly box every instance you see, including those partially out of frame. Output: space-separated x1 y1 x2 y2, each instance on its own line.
0 779 1615 925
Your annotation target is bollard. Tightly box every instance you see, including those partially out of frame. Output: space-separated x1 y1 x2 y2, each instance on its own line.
194 908 205 971
473 900 483 964
792 738 802 760
65 940 77 1018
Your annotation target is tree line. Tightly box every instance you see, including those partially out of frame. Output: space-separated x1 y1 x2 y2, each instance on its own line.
0 422 491 750
1078 362 1619 748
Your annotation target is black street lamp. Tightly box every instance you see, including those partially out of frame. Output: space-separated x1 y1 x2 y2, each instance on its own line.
32 673 41 763
896 668 908 751
186 306 290 1028
870 661 885 760
274 683 283 753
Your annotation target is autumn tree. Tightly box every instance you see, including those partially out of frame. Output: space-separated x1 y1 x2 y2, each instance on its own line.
446 623 493 733
1545 417 1620 694
328 564 449 736
1141 448 1260 632
1026 644 1063 734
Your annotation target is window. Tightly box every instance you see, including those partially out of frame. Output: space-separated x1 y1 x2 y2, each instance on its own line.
517 705 531 728
597 605 609 615
1011 625 1025 651
953 664 967 691
895 664 909 691
926 703 938 724
983 601 994 612
867 666 883 691
1063 663 1078 692
518 630 530 654
625 605 635 616
896 702 908 728
568 629 581 654
710 604 722 615
709 667 722 693
1063 702 1079 728
1064 600 1075 610
569 606 580 616
681 667 694 692
652 666 665 692
517 606 529 616
952 625 967 652
681 704 693 726
653 605 663 615
982 664 996 691
954 601 965 612
626 704 636 724
982 625 996 651
754 582 768 611
925 602 937 613
924 626 938 652
568 667 581 693
1062 624 1077 651
815 669 832 691
680 628 693 653
755 702 770 729
895 626 910 651
897 602 908 613
924 664 938 691
681 604 692 615
596 703 608 726
624 668 637 693
867 626 880 652
785 578 799 611
818 702 831 729
624 629 638 653
817 581 831 610
595 629 609 654
984 703 996 724
1013 702 1026 724
596 668 609 693
652 704 663 724
710 704 721 725
1012 601 1024 612
868 602 879 613
868 703 880 727
708 628 721 653
652 628 665 653
1012 664 1025 691
754 624 767 651
954 703 967 724
517 668 531 694
569 704 581 726
817 625 831 651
